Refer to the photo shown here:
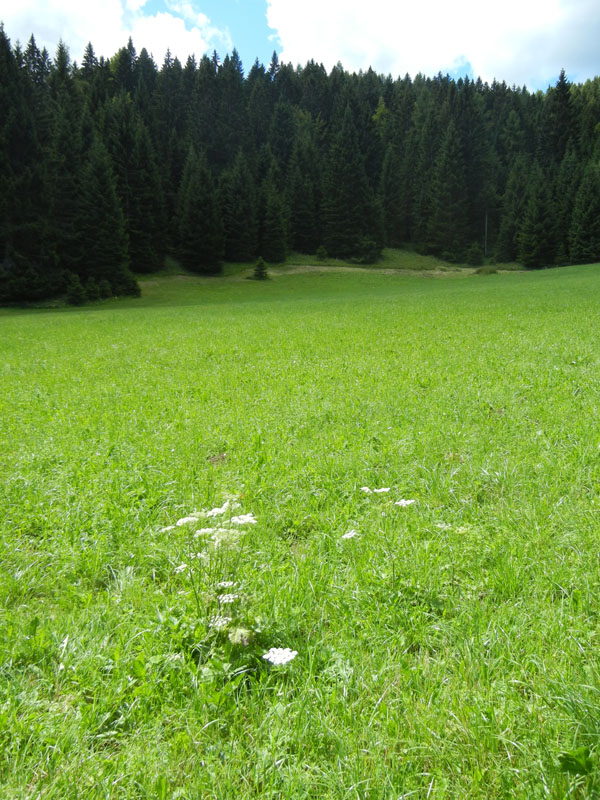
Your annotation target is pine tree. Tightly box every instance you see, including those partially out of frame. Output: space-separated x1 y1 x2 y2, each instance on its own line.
518 162 556 268
77 136 137 294
177 148 224 273
128 121 166 272
496 156 530 262
219 150 258 262
260 179 287 263
425 119 468 259
569 162 600 264
323 105 380 259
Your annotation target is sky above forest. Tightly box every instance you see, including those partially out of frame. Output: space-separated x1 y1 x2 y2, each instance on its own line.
2 0 599 89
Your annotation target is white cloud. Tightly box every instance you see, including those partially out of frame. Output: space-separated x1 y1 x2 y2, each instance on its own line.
266 0 600 87
1 0 231 65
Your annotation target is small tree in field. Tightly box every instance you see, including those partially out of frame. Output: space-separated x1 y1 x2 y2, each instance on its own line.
253 257 268 280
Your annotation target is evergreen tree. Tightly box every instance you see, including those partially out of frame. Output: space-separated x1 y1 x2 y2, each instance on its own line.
569 162 600 263
425 119 468 259
219 150 258 262
177 148 224 273
77 136 137 294
379 143 407 247
496 156 530 261
260 178 287 263
519 162 556 268
323 105 380 259
128 121 166 272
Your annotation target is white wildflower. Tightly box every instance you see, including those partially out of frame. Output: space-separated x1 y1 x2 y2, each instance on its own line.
212 528 244 548
231 513 257 525
209 615 232 630
436 522 452 530
360 487 372 493
217 580 236 588
160 525 176 532
373 488 390 493
262 647 298 666
194 527 215 537
206 500 230 518
217 593 239 604
342 529 359 539
394 499 415 507
176 516 200 527
174 563 188 573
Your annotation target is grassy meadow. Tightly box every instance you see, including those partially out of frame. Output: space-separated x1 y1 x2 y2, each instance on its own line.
2 258 600 798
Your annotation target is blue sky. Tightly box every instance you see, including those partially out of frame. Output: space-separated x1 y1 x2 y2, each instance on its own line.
2 0 599 88
138 0 278 72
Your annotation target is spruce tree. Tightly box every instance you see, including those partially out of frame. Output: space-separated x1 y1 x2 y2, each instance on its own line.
569 162 600 264
77 136 137 294
219 150 258 262
323 105 379 259
260 179 287 263
518 162 556 268
128 121 166 272
496 156 530 262
425 119 468 260
177 148 224 274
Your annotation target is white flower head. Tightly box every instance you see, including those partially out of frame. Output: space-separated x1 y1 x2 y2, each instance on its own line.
206 500 230 518
262 647 298 665
176 516 200 527
394 499 416 507
194 528 214 537
174 563 188 574
342 529 359 539
211 528 244 548
217 580 236 588
160 525 177 532
209 615 232 630
373 488 391 493
231 513 257 525
218 593 239 604
360 487 372 494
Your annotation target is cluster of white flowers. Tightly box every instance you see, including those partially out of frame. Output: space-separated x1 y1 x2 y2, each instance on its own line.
231 513 257 525
342 529 359 539
394 499 416 507
217 593 239 604
209 615 232 630
262 647 298 666
360 486 391 494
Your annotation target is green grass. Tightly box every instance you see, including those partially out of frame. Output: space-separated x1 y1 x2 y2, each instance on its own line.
2 262 600 798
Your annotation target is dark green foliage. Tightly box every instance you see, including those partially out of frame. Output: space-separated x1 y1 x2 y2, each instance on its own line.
65 272 87 305
569 162 600 264
496 156 530 262
323 105 381 260
519 163 556 268
78 136 137 293
2 23 600 306
85 277 100 301
425 119 468 260
252 257 268 280
466 243 484 266
219 151 258 262
260 181 287 263
177 148 224 274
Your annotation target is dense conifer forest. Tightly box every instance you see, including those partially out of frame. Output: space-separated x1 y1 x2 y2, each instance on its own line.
1 24 599 303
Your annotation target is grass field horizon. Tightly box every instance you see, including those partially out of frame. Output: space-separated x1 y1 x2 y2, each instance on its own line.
2 259 600 798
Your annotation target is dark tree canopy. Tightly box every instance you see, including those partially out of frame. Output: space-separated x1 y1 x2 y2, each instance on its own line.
1 23 600 304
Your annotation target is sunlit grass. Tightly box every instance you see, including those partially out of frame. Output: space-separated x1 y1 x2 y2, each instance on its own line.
1 262 600 797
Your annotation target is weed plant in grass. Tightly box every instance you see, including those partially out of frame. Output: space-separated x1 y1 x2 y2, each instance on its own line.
2 264 600 797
